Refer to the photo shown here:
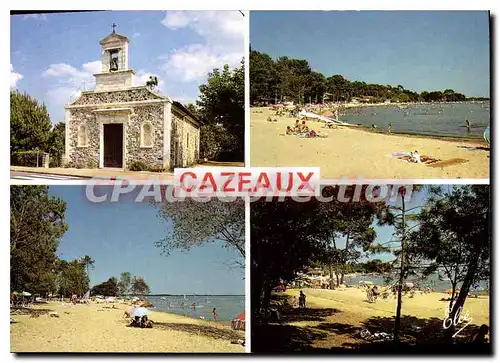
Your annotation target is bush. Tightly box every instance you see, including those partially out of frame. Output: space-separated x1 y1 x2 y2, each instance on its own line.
148 165 166 173
200 124 240 161
11 151 44 167
128 160 149 171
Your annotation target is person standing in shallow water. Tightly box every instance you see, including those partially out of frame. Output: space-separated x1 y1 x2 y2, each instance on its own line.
212 308 217 320
466 119 471 132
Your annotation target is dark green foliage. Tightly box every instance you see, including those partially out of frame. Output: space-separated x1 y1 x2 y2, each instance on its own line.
10 91 66 167
131 276 151 296
48 122 66 167
10 186 68 295
199 124 239 161
91 277 119 297
250 50 470 105
197 60 244 161
128 160 149 171
11 150 44 167
56 259 89 297
11 91 52 154
155 199 245 266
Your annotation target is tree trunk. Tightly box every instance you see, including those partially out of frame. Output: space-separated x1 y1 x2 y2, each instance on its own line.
394 198 406 342
444 246 481 342
449 282 457 311
329 265 335 289
340 233 350 285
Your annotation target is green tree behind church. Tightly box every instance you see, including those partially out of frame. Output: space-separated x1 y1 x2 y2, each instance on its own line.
10 91 66 167
197 59 244 162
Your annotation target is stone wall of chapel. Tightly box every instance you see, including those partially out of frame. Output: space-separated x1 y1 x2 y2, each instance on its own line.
170 113 200 168
67 109 100 168
67 103 165 169
126 104 164 168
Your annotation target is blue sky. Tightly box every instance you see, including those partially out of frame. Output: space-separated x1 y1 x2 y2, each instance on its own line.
251 11 490 97
49 186 244 295
11 11 245 123
333 185 442 262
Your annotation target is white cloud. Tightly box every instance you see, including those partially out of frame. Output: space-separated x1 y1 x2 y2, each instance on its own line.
132 32 141 38
162 44 242 82
134 70 165 90
160 11 244 83
23 14 48 21
10 64 24 89
43 60 101 104
162 11 245 41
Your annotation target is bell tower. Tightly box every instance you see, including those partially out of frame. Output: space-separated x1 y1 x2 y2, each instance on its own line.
94 24 135 91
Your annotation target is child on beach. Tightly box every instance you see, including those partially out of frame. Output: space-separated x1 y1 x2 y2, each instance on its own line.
212 308 217 320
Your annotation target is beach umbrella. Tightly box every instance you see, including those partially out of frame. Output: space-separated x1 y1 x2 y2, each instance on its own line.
22 291 32 297
484 126 490 145
231 312 245 331
131 307 150 317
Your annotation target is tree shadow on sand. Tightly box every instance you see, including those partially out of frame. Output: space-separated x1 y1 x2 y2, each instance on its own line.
282 307 342 323
252 314 491 355
153 322 243 341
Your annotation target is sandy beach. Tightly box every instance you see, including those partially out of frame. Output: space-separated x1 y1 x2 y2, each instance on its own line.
250 107 490 179
253 287 489 351
10 302 245 353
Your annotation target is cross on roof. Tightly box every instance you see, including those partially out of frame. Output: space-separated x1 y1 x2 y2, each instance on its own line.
111 23 117 33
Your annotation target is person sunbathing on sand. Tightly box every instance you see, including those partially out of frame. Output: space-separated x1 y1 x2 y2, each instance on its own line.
140 315 153 328
300 121 309 133
293 120 301 132
286 126 294 135
410 150 422 163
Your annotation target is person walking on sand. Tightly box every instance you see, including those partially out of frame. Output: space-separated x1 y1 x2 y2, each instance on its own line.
299 290 306 308
212 308 217 320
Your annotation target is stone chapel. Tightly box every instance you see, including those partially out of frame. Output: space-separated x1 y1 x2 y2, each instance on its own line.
64 27 202 170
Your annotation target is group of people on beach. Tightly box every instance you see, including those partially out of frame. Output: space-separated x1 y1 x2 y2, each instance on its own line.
129 315 153 329
286 120 327 138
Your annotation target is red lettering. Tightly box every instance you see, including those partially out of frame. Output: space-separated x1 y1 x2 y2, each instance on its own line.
276 172 293 192
199 173 217 193
221 172 236 192
238 172 252 192
179 172 196 192
297 172 315 192
252 172 271 193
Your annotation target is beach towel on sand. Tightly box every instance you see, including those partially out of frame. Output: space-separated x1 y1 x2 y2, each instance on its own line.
427 158 469 168
387 153 440 164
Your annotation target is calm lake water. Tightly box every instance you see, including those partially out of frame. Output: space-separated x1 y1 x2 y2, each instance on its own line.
344 275 489 293
341 102 490 139
147 295 245 323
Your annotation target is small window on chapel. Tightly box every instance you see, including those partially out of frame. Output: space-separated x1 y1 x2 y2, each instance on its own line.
109 50 119 71
141 123 153 148
77 124 88 147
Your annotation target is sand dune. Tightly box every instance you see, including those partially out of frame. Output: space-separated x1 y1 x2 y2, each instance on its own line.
10 302 244 353
250 108 490 179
